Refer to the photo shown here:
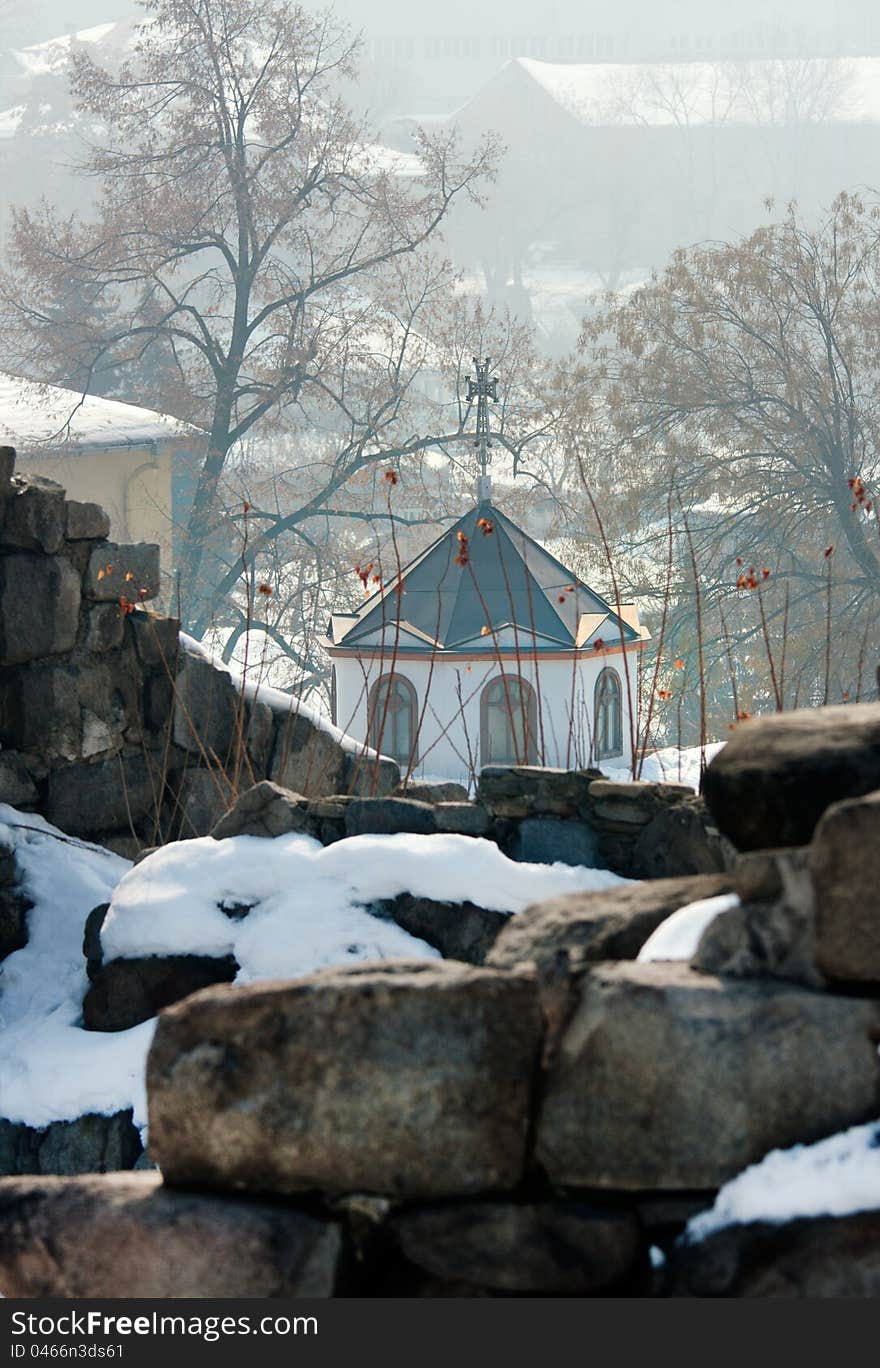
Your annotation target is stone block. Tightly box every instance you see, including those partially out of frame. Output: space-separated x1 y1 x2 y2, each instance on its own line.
396 780 469 803
84 602 125 653
371 893 510 965
0 751 38 808
703 703 880 850
432 802 491 837
46 752 163 836
631 797 728 878
388 1199 643 1294
148 961 542 1199
0 843 32 962
210 780 312 840
127 609 180 669
270 709 345 797
1 475 65 553
0 553 80 665
478 765 600 819
84 542 160 602
83 953 238 1032
172 649 238 759
0 1172 342 1297
344 796 438 837
692 897 821 988
668 1211 880 1298
0 1111 141 1178
511 816 599 867
810 790 880 983
342 749 400 796
535 961 880 1191
488 872 733 975
0 445 16 494
65 500 111 541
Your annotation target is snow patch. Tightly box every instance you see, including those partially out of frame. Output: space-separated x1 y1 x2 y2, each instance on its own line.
102 830 630 971
637 893 740 962
604 741 725 789
685 1122 880 1241
0 806 149 1128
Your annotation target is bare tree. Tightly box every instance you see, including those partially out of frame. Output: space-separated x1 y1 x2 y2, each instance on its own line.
2 0 497 623
570 191 880 724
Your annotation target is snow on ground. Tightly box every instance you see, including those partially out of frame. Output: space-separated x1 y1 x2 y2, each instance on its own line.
102 831 629 973
637 893 740 963
605 742 726 790
0 806 151 1129
685 1122 880 1241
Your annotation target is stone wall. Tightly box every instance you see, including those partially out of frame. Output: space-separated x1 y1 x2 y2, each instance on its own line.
0 446 400 861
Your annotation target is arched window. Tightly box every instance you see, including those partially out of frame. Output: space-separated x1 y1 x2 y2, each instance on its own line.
368 674 418 768
594 667 623 760
480 675 538 766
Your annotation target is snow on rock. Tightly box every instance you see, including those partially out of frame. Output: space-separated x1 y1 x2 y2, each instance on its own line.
0 805 151 1129
102 831 629 976
637 892 740 963
179 631 384 760
685 1122 880 1241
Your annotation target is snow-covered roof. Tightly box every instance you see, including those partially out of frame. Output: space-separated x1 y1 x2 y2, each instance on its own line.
0 373 198 451
457 55 880 129
10 19 134 78
326 498 647 655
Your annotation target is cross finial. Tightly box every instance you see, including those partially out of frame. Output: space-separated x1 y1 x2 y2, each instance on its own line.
465 356 498 499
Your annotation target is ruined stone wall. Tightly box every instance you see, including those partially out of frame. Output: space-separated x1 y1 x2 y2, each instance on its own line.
0 447 399 860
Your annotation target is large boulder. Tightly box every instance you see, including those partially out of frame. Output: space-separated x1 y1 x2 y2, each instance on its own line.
702 704 880 850
535 961 880 1191
148 960 542 1199
0 1172 342 1297
487 873 733 975
0 553 80 665
668 1212 880 1297
386 1199 644 1295
809 790 880 984
83 954 239 1032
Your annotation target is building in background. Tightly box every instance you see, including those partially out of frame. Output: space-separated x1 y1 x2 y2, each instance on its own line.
0 372 203 579
324 362 648 780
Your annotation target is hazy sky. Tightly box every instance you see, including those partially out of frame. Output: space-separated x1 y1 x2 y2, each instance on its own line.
4 0 880 53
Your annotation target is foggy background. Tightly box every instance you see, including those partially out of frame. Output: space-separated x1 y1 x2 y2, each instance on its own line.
5 0 880 356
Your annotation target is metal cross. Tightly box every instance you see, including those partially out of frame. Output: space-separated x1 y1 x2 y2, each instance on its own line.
465 356 499 480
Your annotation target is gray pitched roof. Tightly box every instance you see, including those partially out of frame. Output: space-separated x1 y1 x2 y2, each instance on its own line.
326 501 642 654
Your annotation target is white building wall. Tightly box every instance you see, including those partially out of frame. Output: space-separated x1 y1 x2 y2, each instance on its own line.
332 649 637 783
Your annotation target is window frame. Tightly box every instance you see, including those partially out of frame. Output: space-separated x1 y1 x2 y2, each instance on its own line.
480 674 538 766
368 672 419 768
